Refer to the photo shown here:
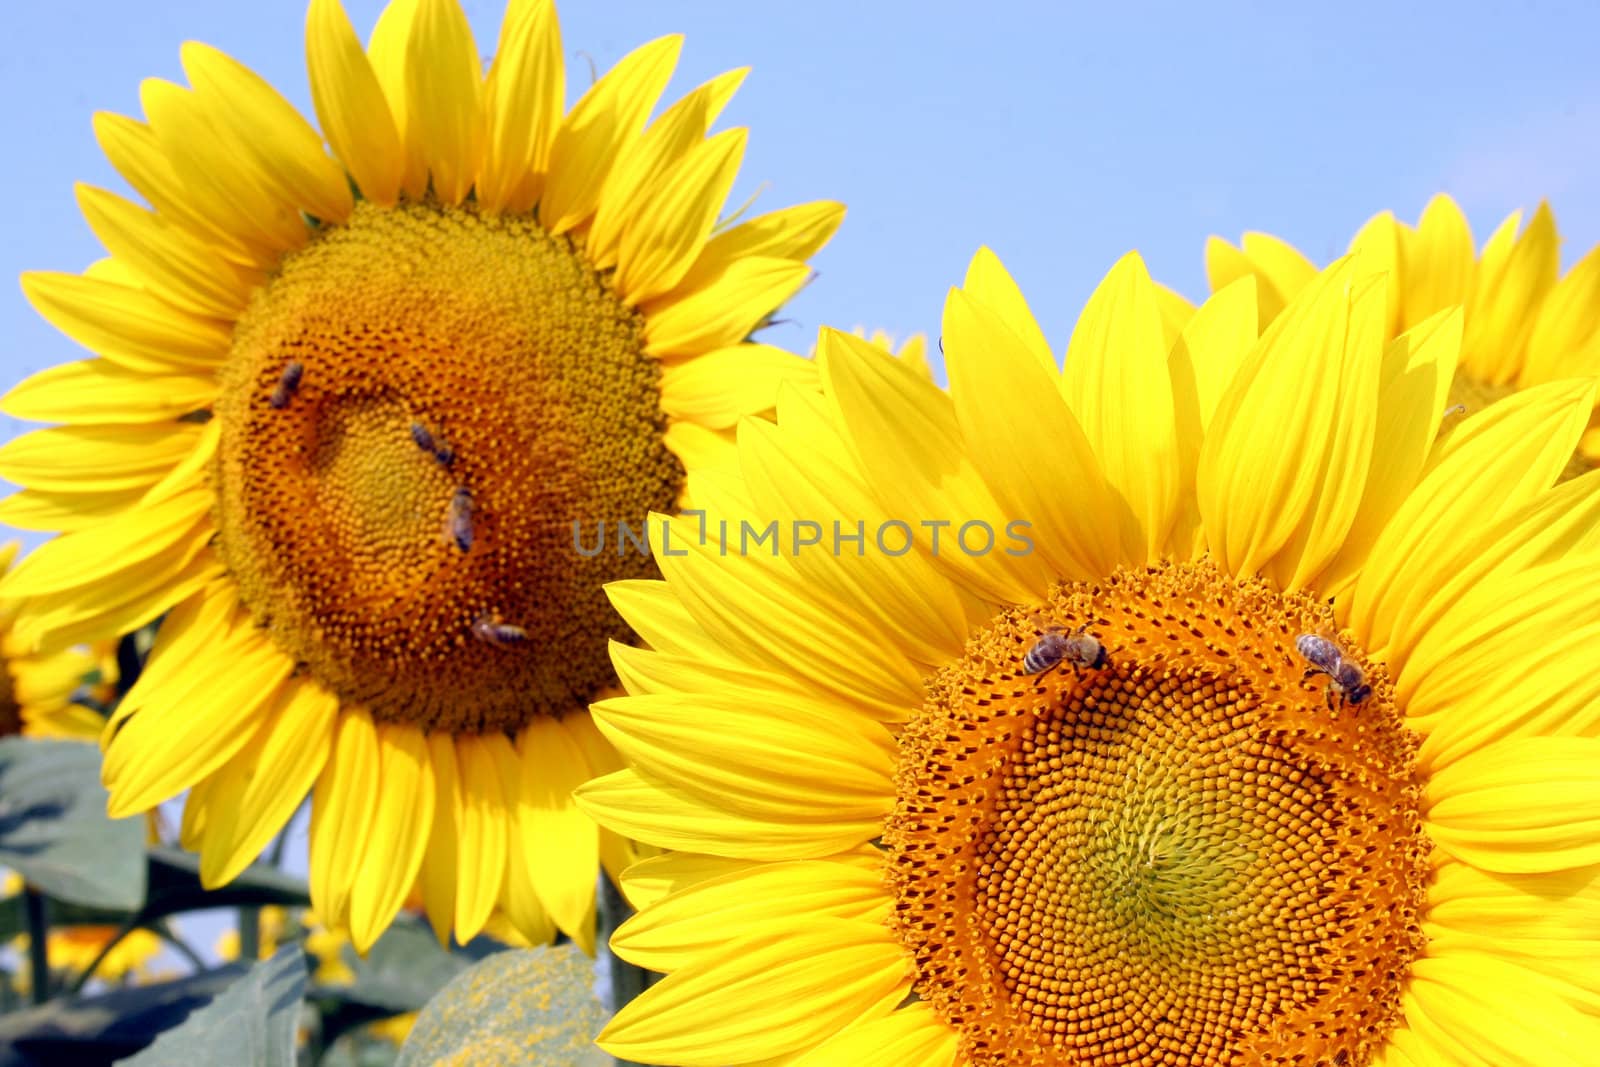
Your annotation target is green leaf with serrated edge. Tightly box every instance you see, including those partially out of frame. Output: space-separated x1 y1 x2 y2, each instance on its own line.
0 738 145 910
115 946 307 1067
396 945 609 1067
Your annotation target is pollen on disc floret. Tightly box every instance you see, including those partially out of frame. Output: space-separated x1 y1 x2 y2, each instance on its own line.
213 201 683 734
886 559 1429 1067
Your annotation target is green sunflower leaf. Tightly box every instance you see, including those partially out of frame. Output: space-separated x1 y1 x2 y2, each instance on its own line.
0 737 145 910
116 946 307 1067
395 944 609 1067
0 961 250 1066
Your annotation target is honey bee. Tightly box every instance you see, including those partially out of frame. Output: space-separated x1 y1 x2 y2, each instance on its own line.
472 613 528 647
410 421 454 466
446 487 473 552
1024 623 1108 675
1295 633 1371 707
268 361 303 408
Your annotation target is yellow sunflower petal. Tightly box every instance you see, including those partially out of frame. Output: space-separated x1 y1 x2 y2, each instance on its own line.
305 0 404 205
1153 284 1196 346
1401 193 1474 330
417 732 461 945
1197 258 1382 589
961 247 1055 376
642 257 812 358
103 630 292 816
348 723 435 952
789 1002 959 1067
138 77 309 255
197 682 339 888
1461 202 1560 384
309 707 382 929
1521 242 1600 385
0 487 150 533
1426 862 1600 941
494 824 559 949
1314 308 1462 595
1346 210 1405 336
1402 555 1600 736
616 128 749 303
1059 251 1181 562
1404 952 1600 1066
0 488 210 599
402 0 483 205
738 416 972 668
365 0 428 199
618 850 770 911
102 584 233 735
451 733 510 941
659 344 816 430
598 918 912 1066
21 272 230 372
1165 275 1259 558
945 287 1123 577
179 42 353 224
591 689 895 816
91 111 266 266
0 422 206 494
540 34 682 234
588 68 745 271
3 357 214 426
1426 736 1600 874
576 768 875 862
611 857 887 973
669 200 845 296
819 329 1054 604
1344 377 1597 657
477 0 562 213
76 185 260 318
1239 231 1318 307
650 510 923 715
511 717 598 951
1206 235 1285 330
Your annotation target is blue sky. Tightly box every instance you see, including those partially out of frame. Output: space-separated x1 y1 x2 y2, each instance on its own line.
3 0 1598 401
0 0 1596 978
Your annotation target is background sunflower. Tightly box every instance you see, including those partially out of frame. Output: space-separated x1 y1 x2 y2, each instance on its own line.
0 0 840 957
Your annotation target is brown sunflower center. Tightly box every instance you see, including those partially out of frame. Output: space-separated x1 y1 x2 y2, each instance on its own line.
212 201 682 733
886 559 1429 1067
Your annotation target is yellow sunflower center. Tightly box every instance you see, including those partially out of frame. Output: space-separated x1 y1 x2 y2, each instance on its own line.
212 201 682 733
885 559 1429 1067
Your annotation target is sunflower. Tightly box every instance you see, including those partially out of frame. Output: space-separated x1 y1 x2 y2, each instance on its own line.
0 0 840 954
1208 195 1600 465
0 542 114 742
576 249 1600 1065
3 871 166 992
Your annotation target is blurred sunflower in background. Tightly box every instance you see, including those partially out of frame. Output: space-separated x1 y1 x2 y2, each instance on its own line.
578 251 1600 1065
3 869 166 995
1209 195 1600 466
0 0 840 954
0 543 116 743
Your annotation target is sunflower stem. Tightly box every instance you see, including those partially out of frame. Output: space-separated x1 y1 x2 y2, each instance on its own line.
153 919 207 971
23 888 51 1004
66 912 146 995
598 873 651 1066
238 907 262 961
